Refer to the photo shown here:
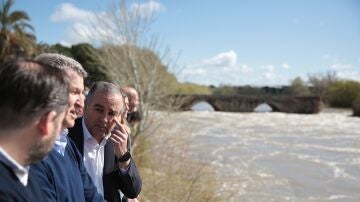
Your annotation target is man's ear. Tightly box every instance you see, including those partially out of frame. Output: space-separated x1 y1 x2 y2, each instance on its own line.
38 111 58 135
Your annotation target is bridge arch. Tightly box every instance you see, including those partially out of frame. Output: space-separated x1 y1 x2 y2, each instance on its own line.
190 101 215 111
265 102 280 112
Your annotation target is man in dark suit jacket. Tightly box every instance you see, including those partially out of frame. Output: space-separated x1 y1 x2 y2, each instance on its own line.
0 59 69 200
68 81 142 202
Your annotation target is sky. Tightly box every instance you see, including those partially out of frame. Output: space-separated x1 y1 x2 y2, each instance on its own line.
14 0 360 87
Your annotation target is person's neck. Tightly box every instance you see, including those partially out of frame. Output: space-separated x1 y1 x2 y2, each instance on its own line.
1 128 33 166
0 138 28 166
92 133 106 144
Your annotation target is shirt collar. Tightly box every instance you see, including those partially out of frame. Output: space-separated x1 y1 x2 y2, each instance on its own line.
53 129 68 156
82 118 110 147
82 118 93 141
0 147 29 186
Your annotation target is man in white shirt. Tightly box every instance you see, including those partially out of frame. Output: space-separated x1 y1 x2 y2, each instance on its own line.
68 81 142 202
0 59 68 201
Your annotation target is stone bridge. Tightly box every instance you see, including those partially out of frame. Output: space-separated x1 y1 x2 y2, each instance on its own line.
175 94 321 114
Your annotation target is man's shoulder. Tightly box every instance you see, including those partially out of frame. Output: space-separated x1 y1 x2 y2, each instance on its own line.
0 180 26 201
0 163 31 200
0 162 16 184
31 149 62 174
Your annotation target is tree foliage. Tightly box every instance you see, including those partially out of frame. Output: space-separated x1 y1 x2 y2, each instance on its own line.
45 43 73 58
42 43 112 85
99 44 179 110
289 76 310 95
71 43 112 85
174 82 211 95
326 80 360 108
0 0 36 62
308 71 337 100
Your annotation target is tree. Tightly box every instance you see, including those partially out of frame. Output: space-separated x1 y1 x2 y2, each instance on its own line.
308 71 337 101
71 43 112 85
289 76 310 95
326 80 360 108
45 43 73 58
0 0 36 62
87 0 183 147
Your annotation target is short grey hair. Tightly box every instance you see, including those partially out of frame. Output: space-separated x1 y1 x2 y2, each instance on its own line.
35 53 87 78
86 81 125 114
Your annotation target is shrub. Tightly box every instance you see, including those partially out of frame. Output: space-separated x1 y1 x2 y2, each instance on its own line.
326 80 360 108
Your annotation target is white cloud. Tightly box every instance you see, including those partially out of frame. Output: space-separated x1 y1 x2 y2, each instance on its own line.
178 56 295 86
320 56 360 82
261 65 276 80
337 70 360 82
203 50 237 67
50 3 103 44
261 65 274 71
282 63 290 69
263 72 276 80
329 62 360 82
50 2 164 45
67 22 94 43
51 3 94 22
330 63 352 70
178 51 255 86
130 1 164 18
259 64 282 83
240 64 251 73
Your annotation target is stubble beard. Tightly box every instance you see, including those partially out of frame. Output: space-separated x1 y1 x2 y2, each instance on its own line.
26 134 56 164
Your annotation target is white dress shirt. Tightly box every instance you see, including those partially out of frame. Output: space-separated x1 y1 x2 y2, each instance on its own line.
0 147 29 186
53 129 68 156
82 118 110 196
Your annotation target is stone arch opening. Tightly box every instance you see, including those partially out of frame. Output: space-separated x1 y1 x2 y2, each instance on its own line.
254 102 280 112
190 101 215 111
267 102 280 112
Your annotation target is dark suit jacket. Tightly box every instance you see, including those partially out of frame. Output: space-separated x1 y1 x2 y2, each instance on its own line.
68 118 142 202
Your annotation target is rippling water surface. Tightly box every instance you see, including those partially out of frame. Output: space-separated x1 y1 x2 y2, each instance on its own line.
166 109 360 202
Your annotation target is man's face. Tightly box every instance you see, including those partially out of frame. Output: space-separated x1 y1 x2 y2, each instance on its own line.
84 90 123 139
29 110 66 163
129 92 139 112
63 70 84 128
122 96 130 120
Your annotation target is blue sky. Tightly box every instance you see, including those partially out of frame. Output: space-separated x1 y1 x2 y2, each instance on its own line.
14 0 360 86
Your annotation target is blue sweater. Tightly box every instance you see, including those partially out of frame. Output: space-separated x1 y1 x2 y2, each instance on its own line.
32 138 104 202
0 162 45 201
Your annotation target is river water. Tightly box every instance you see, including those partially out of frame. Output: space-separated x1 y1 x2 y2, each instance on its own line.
164 108 360 202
